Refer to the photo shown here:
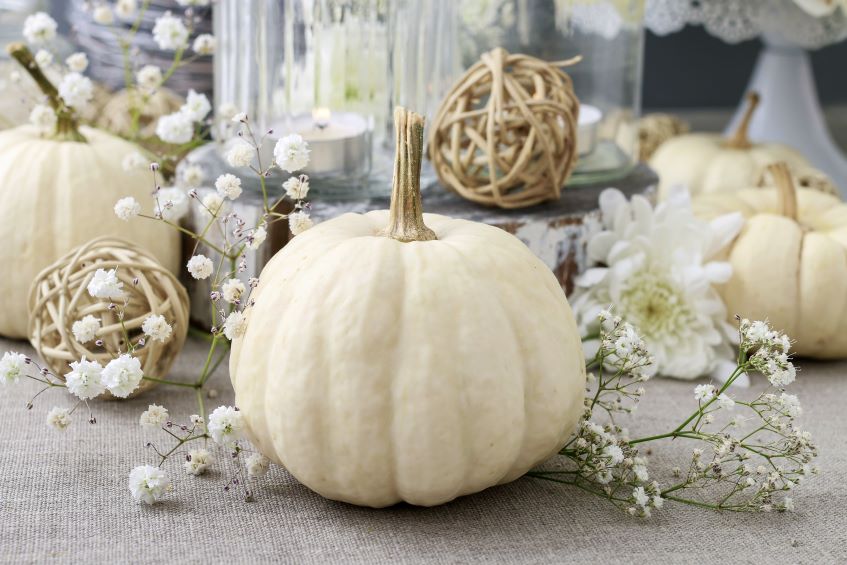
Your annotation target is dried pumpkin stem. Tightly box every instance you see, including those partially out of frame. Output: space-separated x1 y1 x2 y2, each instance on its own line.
724 91 760 150
6 42 86 143
381 107 437 242
767 162 798 221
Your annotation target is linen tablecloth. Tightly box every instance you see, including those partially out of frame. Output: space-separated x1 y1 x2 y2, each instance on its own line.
1 336 845 564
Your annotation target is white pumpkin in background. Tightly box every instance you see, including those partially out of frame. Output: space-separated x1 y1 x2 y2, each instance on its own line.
694 162 847 358
650 92 812 200
0 44 179 338
230 108 586 508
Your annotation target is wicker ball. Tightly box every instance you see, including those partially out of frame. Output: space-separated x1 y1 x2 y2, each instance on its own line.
429 48 580 209
756 165 839 197
637 113 689 161
97 88 184 139
28 237 189 399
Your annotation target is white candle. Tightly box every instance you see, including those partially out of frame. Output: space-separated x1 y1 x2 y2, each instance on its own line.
286 109 370 175
577 104 603 156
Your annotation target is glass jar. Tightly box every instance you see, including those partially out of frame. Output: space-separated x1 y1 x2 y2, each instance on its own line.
214 0 390 199
390 0 645 188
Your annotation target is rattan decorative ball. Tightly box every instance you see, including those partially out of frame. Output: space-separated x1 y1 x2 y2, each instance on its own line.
97 87 184 139
637 113 690 161
28 237 189 399
428 47 580 209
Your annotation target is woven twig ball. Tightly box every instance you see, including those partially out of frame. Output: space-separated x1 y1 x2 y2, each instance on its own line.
429 47 580 209
97 87 183 139
637 113 690 161
28 237 189 399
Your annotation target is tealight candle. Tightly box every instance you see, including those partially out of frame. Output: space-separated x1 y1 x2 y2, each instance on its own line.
285 108 371 175
577 104 603 156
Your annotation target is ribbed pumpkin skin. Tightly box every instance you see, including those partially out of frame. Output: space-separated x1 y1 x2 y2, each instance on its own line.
695 188 847 358
0 125 180 338
650 134 809 200
230 210 586 508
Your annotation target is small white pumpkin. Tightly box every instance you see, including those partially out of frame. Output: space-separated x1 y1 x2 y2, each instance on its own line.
230 108 586 507
0 44 179 338
650 92 811 200
694 162 847 358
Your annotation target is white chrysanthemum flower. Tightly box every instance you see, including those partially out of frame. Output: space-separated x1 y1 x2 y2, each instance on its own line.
184 448 213 475
34 49 52 67
156 111 194 144
225 141 254 167
222 311 247 340
245 453 271 478
23 12 57 44
0 352 27 384
221 278 246 303
92 5 114 25
247 226 266 250
136 65 162 91
121 151 148 172
192 33 215 55
46 407 71 430
717 392 735 410
101 354 143 398
215 173 242 200
71 314 100 343
180 90 211 122
180 164 204 188
152 12 188 51
231 112 248 123
64 358 105 400
694 384 715 402
29 104 56 131
273 134 310 172
283 175 310 200
288 211 313 235
115 0 137 19
571 187 744 382
186 254 213 280
58 72 93 109
218 103 239 121
155 187 189 221
128 465 170 504
200 193 223 218
65 52 88 72
87 268 124 299
114 196 141 221
207 406 244 445
141 314 172 342
139 404 169 427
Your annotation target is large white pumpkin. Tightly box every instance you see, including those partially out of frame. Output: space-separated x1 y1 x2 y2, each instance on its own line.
650 92 811 200
694 163 847 358
0 43 179 338
230 109 586 507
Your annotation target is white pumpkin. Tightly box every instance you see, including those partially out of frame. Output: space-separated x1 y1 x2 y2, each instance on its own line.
694 162 847 358
650 92 811 200
0 44 179 338
230 109 586 507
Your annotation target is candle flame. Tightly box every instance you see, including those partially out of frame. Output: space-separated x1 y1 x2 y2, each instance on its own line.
312 107 331 129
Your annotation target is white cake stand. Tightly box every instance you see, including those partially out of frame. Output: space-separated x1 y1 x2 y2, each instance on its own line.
646 0 847 194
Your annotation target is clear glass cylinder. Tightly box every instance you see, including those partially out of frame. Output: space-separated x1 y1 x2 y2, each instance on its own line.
389 0 645 187
214 0 390 198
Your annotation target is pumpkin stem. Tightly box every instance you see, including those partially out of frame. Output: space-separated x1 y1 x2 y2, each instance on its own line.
6 42 87 143
724 91 760 149
380 107 437 242
768 162 798 221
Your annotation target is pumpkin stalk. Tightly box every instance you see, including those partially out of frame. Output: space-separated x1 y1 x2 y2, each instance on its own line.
724 91 760 149
6 42 86 143
768 162 798 221
380 107 437 243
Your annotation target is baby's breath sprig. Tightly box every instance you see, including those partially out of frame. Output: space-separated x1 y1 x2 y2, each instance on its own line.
530 314 817 517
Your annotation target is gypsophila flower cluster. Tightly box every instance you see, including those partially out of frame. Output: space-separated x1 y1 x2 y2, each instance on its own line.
530 315 817 517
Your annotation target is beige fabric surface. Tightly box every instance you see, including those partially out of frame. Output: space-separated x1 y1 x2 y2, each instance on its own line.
0 336 845 564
